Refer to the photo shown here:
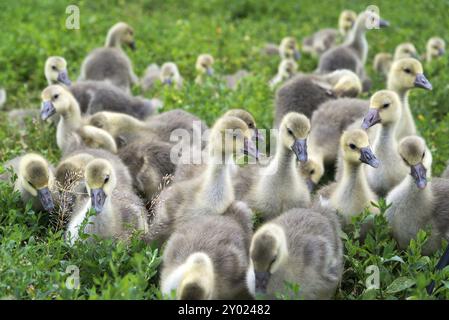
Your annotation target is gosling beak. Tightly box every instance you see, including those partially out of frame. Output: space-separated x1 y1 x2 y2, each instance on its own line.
163 78 173 86
438 48 445 56
411 163 427 189
361 109 381 129
57 69 72 86
306 178 316 192
252 128 265 143
206 67 214 76
294 50 301 60
414 74 433 90
255 271 270 294
129 41 136 51
379 19 390 28
243 138 259 160
37 187 54 212
359 147 380 168
40 100 56 120
91 188 107 213
291 139 308 163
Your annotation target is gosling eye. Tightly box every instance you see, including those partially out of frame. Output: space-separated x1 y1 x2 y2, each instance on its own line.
287 128 294 136
404 68 412 74
51 65 57 71
53 94 59 100
349 143 357 150
422 152 425 159
248 122 254 129
383 103 390 109
104 175 110 184
310 169 315 175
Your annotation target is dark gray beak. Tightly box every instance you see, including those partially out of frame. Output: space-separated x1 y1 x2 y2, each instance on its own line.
91 188 107 213
163 78 173 86
438 48 445 56
294 50 301 60
243 138 259 160
414 74 433 90
362 109 381 129
129 41 136 51
306 178 316 192
40 100 56 120
360 147 380 168
291 139 308 163
379 19 390 28
57 69 71 86
411 163 427 189
255 271 270 294
206 67 214 76
37 187 54 212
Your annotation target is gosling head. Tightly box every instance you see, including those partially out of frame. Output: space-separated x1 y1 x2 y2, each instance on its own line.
78 125 118 154
85 159 116 214
398 136 431 189
45 56 71 86
160 62 181 86
338 10 357 35
177 253 215 300
18 153 54 212
388 58 432 91
299 158 324 192
394 43 419 60
223 109 263 142
341 129 379 168
362 90 402 129
427 37 446 61
40 85 74 120
278 59 298 80
279 37 300 60
250 223 288 294
329 69 362 97
196 54 214 76
209 116 258 160
107 22 136 50
355 10 389 31
279 112 311 162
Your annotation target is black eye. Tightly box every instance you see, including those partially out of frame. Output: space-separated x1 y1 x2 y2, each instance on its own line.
53 94 59 100
383 103 390 109
287 128 294 136
27 180 35 188
349 143 357 150
51 66 57 70
248 122 254 129
310 169 315 175
404 68 412 74
422 152 425 159
104 175 110 183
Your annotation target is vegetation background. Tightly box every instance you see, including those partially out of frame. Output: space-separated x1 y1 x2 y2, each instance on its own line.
0 0 448 299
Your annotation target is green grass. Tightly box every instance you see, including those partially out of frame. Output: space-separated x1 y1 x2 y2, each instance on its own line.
1 0 449 299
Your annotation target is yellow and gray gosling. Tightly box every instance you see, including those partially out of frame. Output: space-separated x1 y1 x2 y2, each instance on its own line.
161 203 254 300
147 116 258 244
425 37 446 62
79 22 139 93
195 54 214 85
250 207 343 299
40 85 117 154
1 153 56 212
65 158 148 245
386 136 449 255
317 129 379 226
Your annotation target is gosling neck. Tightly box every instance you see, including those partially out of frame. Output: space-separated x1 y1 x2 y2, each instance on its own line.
345 18 368 63
387 85 416 139
339 160 371 196
60 97 82 130
105 30 122 49
374 121 397 152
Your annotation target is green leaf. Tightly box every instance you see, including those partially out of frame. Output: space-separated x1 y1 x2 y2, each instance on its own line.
386 277 416 294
